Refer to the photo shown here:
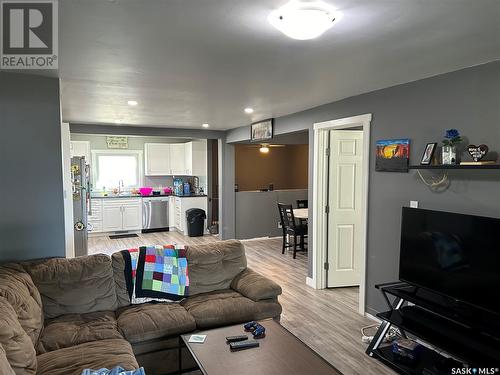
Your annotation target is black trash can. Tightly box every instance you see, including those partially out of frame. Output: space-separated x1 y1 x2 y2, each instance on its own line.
186 208 206 237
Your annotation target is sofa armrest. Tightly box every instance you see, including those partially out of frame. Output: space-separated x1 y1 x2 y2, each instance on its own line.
230 268 282 302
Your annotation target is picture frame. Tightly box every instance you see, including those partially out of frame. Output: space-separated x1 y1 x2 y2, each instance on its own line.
251 119 273 141
420 142 437 165
375 139 410 172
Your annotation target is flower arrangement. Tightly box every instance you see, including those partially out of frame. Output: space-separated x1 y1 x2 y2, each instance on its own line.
442 129 462 147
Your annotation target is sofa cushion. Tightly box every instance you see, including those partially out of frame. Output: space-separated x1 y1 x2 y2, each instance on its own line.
0 296 37 374
180 289 282 329
230 268 282 301
117 302 196 344
186 240 247 295
36 339 138 375
24 254 119 319
0 264 43 345
0 344 16 375
37 311 123 354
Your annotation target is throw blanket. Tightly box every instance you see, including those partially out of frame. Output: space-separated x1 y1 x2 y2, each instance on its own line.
122 245 189 302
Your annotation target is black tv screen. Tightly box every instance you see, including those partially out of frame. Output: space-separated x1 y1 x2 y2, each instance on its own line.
399 207 500 315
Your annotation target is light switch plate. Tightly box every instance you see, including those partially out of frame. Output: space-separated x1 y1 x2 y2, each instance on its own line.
410 201 419 208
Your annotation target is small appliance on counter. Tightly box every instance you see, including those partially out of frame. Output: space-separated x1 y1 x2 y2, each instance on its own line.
190 176 200 195
173 178 184 196
183 182 191 196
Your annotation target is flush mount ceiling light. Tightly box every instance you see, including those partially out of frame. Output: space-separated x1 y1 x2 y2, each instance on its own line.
127 100 138 106
268 0 338 40
202 123 210 128
244 107 254 114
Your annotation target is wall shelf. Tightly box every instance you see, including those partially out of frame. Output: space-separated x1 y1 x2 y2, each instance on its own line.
409 164 500 170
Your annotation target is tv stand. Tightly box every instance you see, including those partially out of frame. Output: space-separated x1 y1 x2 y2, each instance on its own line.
366 282 500 374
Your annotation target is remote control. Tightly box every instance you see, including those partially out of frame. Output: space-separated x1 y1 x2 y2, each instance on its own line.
230 340 260 351
226 335 248 343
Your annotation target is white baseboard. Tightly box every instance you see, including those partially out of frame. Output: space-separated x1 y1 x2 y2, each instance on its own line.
306 276 316 289
365 312 382 323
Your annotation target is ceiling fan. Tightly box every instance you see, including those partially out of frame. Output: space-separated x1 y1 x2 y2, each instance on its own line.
244 143 286 153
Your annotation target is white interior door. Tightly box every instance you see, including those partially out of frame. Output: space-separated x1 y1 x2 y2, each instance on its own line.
327 130 364 287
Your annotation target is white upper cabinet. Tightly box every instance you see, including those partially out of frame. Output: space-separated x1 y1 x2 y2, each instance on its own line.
190 140 207 177
170 143 187 175
70 141 91 163
144 141 207 176
144 143 171 176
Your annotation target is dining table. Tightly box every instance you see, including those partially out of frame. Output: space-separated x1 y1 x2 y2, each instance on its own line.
293 208 308 220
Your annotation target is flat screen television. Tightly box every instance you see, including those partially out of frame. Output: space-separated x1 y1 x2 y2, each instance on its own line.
399 207 500 316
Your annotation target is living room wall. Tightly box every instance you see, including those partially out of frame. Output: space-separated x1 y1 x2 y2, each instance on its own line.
0 72 65 261
226 60 500 314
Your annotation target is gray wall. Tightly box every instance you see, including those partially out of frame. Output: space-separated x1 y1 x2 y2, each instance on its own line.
0 72 65 261
226 61 500 314
235 189 308 239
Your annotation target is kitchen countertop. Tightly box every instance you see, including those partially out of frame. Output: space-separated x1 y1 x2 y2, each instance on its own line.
91 194 207 199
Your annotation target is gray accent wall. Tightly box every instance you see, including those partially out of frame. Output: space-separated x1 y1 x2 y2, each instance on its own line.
226 61 500 314
0 72 65 261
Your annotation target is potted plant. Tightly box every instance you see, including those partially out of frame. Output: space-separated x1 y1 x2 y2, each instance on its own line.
442 129 462 165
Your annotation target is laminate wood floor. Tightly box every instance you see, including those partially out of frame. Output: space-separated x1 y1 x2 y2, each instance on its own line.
88 233 393 375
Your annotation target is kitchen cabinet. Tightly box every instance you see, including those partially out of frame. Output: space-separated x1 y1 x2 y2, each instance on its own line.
70 141 90 163
169 144 187 175
186 140 207 177
144 143 171 176
88 199 103 233
102 198 142 232
171 196 207 235
144 141 207 176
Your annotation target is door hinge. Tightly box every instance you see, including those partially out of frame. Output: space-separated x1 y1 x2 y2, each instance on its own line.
324 262 329 271
325 148 330 156
325 205 330 214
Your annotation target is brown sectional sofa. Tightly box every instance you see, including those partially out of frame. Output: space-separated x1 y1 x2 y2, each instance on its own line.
0 240 282 375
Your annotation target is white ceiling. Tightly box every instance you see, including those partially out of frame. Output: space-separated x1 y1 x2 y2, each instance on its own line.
58 0 500 130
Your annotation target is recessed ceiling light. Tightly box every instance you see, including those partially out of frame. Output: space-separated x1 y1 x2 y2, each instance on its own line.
244 107 254 114
202 123 210 128
268 0 338 40
127 100 138 106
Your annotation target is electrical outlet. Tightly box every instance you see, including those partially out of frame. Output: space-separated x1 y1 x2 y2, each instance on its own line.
410 200 419 208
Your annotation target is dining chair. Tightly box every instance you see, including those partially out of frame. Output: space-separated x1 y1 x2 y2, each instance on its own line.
277 203 308 259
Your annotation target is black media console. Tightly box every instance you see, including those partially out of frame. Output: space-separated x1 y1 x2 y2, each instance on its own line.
366 282 500 375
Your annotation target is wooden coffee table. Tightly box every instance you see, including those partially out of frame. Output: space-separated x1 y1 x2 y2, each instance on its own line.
181 320 342 375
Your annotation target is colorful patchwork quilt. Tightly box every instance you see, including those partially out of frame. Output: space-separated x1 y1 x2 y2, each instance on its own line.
121 245 189 302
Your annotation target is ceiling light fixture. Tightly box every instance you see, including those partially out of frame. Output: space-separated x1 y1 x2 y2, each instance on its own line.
127 100 138 106
268 0 338 40
244 107 254 114
114 119 122 124
259 145 270 154
202 123 210 128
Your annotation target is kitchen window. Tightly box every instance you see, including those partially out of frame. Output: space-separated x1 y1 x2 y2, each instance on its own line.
92 150 143 191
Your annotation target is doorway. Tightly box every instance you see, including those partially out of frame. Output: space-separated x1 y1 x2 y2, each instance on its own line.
311 114 372 315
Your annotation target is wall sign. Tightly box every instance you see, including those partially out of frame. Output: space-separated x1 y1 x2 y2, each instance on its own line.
106 136 128 149
251 119 273 141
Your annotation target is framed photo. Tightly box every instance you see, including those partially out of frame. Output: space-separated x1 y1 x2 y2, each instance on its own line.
420 142 437 165
251 119 273 141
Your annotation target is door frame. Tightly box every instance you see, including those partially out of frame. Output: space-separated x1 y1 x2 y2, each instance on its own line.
311 113 372 315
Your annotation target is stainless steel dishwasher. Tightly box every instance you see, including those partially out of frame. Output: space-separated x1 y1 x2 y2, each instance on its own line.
142 197 169 232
